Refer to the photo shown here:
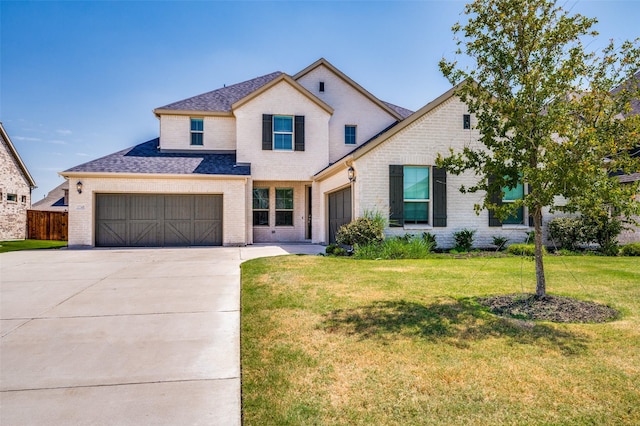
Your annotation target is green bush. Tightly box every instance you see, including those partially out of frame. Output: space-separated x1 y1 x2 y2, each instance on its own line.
354 236 434 260
453 228 476 252
492 235 509 251
507 244 547 256
333 247 348 256
325 244 338 254
581 214 622 256
421 232 437 250
620 243 640 256
548 217 584 251
336 210 386 247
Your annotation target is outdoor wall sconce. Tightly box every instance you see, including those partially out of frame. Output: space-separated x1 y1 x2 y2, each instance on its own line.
76 181 83 194
348 166 356 182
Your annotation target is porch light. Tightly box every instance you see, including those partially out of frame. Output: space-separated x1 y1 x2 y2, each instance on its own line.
76 181 83 194
348 166 356 182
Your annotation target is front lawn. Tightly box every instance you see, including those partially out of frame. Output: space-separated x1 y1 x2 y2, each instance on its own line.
0 239 67 253
241 256 640 425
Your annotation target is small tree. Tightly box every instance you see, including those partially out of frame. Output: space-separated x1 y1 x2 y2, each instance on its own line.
438 0 640 297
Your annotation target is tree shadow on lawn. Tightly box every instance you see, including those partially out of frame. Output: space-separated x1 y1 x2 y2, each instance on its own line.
321 299 589 355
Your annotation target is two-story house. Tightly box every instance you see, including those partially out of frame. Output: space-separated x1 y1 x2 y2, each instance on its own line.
62 58 548 248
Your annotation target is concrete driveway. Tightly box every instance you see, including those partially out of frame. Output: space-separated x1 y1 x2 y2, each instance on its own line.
0 244 323 425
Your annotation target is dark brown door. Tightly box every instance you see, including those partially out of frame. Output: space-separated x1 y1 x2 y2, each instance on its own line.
328 187 351 244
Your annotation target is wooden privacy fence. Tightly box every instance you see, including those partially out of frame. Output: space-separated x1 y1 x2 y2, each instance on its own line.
27 210 68 241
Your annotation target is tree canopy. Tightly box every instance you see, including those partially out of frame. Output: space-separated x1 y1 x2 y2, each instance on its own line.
438 0 640 297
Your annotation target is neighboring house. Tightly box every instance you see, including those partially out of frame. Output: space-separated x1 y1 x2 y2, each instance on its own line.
32 180 69 212
60 59 553 248
0 122 36 240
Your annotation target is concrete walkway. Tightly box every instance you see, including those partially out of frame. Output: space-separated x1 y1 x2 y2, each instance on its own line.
0 244 323 425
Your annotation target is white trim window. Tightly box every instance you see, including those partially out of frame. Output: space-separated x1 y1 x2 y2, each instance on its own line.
273 116 293 150
190 118 204 146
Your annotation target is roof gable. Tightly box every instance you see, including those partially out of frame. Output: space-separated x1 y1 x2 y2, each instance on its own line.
231 73 334 114
293 58 408 121
0 122 36 188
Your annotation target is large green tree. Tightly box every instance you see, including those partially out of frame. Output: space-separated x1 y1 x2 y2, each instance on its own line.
438 0 640 297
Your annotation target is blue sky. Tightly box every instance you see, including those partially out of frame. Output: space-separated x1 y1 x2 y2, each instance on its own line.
1 0 638 201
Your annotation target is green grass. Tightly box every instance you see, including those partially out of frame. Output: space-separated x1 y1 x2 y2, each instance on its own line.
241 256 640 425
0 239 67 253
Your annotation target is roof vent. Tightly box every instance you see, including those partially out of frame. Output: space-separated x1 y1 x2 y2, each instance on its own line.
319 82 325 92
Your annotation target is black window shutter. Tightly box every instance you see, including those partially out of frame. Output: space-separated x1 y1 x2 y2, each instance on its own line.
262 114 273 150
294 116 305 151
389 165 404 227
488 175 502 227
432 167 447 227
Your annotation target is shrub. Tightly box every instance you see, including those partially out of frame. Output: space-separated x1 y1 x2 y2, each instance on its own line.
421 232 437 250
453 228 476 252
620 243 640 256
548 217 584 251
492 235 509 251
354 236 434 260
336 216 385 247
581 214 622 256
333 247 348 256
325 244 338 254
507 244 547 257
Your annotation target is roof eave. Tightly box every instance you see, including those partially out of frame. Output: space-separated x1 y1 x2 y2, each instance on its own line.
153 109 233 118
59 171 250 180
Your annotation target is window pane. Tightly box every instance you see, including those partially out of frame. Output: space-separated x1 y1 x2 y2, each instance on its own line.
276 211 293 226
190 118 203 131
253 211 269 226
273 116 293 132
404 202 429 223
191 133 203 145
275 189 293 209
274 134 292 150
503 183 524 201
503 205 524 224
345 125 356 144
404 166 429 200
252 188 269 209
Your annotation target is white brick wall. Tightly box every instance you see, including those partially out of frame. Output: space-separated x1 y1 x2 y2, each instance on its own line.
352 96 554 249
0 133 31 240
159 115 236 151
296 64 399 163
67 175 249 247
234 80 331 181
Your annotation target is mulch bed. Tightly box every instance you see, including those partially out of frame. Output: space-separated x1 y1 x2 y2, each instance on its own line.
477 294 620 323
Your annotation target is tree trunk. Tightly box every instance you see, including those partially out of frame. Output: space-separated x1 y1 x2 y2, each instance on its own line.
533 206 547 298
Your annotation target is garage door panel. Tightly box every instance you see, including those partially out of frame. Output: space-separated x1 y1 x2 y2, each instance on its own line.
95 194 223 247
130 222 160 246
96 222 127 246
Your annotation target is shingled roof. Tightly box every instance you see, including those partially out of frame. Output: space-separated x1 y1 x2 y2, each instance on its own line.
64 139 250 176
155 72 284 114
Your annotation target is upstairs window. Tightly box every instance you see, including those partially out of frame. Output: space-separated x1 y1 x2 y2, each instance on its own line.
463 114 471 130
252 188 269 226
275 188 294 226
21 195 27 203
273 116 293 150
345 125 356 145
190 118 204 146
7 193 17 202
319 82 325 92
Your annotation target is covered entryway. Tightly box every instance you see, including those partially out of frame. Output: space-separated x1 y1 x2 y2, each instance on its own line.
95 194 222 247
328 187 352 244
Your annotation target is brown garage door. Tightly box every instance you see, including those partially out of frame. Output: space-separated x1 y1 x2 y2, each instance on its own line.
328 187 352 244
95 194 222 247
